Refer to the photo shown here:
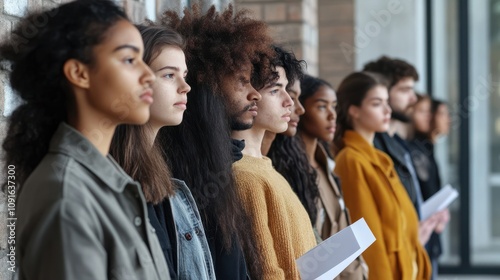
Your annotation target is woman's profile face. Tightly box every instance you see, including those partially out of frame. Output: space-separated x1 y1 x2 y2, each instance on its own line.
350 85 392 134
84 20 156 125
434 104 451 136
412 99 432 134
148 46 191 127
283 80 305 137
300 85 337 142
254 66 294 134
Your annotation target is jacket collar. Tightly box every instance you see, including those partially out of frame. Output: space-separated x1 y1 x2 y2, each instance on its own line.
343 130 394 174
374 132 408 167
48 122 135 192
315 143 341 196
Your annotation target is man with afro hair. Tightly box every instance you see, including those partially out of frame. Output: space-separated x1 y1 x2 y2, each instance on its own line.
157 4 277 279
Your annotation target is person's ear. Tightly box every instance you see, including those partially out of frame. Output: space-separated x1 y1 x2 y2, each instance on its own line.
63 59 90 89
348 105 360 120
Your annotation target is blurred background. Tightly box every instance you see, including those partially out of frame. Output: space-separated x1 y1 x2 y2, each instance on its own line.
1 0 499 278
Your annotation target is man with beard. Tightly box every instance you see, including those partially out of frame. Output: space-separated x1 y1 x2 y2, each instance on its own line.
158 4 276 279
231 47 317 279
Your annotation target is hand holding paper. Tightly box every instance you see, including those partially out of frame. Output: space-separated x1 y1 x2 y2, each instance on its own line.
421 184 459 221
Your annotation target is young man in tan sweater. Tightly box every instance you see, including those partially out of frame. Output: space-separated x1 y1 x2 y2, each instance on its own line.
231 46 317 280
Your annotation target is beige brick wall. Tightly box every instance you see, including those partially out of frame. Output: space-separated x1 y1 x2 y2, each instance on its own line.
234 0 319 76
318 0 355 88
235 0 356 87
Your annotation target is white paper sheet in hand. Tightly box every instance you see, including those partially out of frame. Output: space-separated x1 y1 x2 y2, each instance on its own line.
421 184 459 221
296 218 376 280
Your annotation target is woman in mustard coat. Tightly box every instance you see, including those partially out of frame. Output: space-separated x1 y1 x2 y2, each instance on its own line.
333 72 431 280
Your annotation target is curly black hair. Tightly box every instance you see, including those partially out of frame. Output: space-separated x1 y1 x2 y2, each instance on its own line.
1 0 128 189
272 45 306 91
363 55 419 89
158 3 277 278
267 134 319 223
161 4 277 92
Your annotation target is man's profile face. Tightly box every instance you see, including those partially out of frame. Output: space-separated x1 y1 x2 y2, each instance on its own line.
220 67 262 130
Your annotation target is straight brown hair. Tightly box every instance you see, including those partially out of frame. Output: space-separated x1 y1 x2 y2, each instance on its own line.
109 24 185 203
334 71 388 154
110 125 174 203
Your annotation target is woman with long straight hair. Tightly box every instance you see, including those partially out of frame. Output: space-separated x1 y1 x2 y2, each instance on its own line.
334 72 431 280
1 0 169 279
109 23 215 280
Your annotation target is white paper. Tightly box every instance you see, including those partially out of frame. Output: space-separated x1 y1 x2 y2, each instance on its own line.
421 184 459 221
296 218 376 280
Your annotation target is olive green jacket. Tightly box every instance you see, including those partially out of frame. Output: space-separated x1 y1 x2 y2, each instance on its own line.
16 123 170 280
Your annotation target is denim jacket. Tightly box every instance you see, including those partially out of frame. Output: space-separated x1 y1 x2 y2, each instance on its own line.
149 179 215 280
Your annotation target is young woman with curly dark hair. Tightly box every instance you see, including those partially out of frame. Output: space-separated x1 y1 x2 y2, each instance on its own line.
1 0 170 279
157 4 276 279
297 75 368 279
109 24 216 280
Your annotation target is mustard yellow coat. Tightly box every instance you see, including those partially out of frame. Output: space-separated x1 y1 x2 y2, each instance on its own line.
334 130 431 280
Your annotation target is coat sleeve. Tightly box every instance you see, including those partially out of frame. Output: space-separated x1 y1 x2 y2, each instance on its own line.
235 172 287 280
334 151 394 280
20 198 107 280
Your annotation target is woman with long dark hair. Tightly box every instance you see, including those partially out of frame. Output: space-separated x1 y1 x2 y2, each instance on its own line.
295 75 367 279
333 72 431 279
158 4 276 278
1 0 169 279
109 24 215 279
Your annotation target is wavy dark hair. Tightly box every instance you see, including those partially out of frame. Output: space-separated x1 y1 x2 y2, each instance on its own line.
1 0 127 189
272 45 306 91
362 55 419 89
267 135 318 223
109 24 185 204
157 3 276 277
333 72 388 153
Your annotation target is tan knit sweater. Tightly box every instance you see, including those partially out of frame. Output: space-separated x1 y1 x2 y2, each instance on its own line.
233 155 317 280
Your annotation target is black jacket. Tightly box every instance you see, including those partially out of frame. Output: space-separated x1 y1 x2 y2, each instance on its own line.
408 136 443 258
373 133 422 215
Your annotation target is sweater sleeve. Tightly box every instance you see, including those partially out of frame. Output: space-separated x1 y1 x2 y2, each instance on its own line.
235 172 287 280
334 151 394 280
